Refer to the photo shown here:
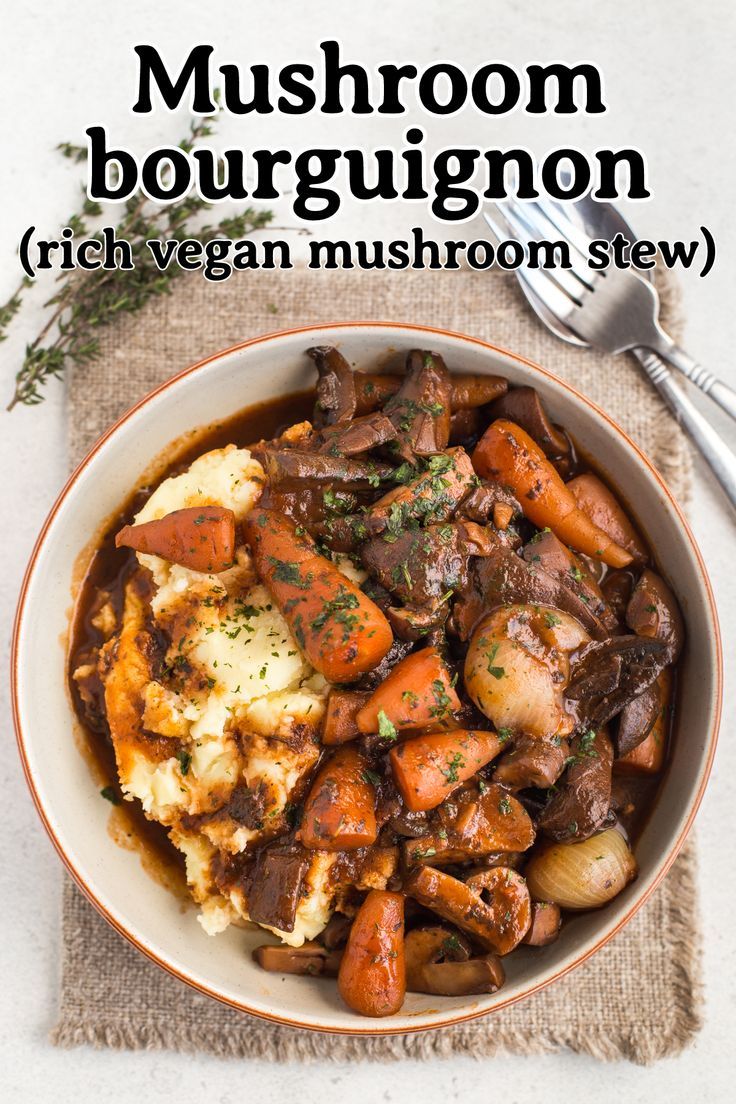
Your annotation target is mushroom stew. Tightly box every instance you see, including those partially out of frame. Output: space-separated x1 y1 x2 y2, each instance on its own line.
69 347 682 1018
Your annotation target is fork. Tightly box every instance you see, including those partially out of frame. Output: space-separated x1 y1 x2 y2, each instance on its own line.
483 201 736 512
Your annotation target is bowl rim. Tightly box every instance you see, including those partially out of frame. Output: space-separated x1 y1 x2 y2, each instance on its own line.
11 319 723 1035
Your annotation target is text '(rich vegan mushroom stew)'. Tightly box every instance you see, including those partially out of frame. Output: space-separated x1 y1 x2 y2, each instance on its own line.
70 347 682 1017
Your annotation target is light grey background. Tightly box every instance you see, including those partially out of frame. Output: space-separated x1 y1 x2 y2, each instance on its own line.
1 1 734 1100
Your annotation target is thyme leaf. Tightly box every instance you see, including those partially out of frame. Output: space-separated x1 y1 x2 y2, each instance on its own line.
6 108 273 410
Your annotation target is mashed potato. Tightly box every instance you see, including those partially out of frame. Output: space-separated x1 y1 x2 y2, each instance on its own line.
97 445 339 945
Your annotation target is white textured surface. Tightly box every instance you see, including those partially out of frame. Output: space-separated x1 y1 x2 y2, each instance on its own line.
1 0 734 1099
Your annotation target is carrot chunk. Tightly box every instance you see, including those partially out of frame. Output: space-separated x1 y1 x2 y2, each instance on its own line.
472 419 632 567
355 647 461 735
567 473 647 564
300 744 378 850
390 729 504 812
115 506 235 573
338 890 406 1017
243 508 393 683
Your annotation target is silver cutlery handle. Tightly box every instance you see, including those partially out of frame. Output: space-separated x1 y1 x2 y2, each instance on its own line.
633 348 736 513
651 336 736 423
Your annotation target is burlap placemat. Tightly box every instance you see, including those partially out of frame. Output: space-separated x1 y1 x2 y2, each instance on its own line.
54 264 701 1065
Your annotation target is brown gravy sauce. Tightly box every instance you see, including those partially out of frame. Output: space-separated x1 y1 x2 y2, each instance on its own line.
68 387 671 891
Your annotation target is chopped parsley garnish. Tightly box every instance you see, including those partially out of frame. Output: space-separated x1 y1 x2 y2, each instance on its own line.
267 557 312 589
429 678 453 718
310 587 360 632
377 710 398 741
485 643 505 680
176 749 192 776
323 488 357 515
420 400 445 416
442 751 465 784
365 464 381 489
100 786 120 805
427 454 453 476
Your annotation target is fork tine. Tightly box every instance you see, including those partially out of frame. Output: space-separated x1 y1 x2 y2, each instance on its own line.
505 198 592 282
489 202 590 303
504 200 594 290
482 211 578 321
533 197 599 263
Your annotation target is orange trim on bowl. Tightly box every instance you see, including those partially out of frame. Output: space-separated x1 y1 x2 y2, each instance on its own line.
11 321 722 1035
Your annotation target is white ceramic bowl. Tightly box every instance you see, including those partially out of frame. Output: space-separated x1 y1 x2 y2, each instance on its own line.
12 322 722 1035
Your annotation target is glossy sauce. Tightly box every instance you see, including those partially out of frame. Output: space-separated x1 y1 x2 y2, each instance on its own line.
68 387 672 884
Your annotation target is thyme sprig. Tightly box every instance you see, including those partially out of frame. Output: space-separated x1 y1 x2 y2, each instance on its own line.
5 111 273 410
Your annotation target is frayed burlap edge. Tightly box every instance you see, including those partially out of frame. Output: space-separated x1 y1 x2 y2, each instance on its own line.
51 841 702 1066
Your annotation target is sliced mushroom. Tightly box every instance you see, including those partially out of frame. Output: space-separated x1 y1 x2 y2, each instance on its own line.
405 864 530 954
522 529 616 631
626 568 684 664
449 406 482 446
384 349 452 455
404 925 504 997
253 941 342 976
489 385 569 457
463 867 532 954
364 447 475 537
565 635 668 730
414 955 506 996
403 783 535 866
260 448 393 492
601 568 637 625
404 926 472 992
493 735 570 790
615 676 662 758
538 728 614 842
319 411 398 456
308 345 357 426
522 901 562 946
319 912 353 950
452 540 607 642
615 667 672 774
